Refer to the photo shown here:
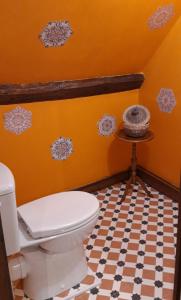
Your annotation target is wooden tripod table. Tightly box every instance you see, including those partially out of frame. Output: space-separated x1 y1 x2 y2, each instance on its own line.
116 129 154 201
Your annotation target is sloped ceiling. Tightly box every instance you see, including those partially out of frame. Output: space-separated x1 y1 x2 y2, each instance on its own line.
0 0 180 83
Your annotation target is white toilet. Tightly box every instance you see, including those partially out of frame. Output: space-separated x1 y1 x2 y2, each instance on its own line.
0 162 99 300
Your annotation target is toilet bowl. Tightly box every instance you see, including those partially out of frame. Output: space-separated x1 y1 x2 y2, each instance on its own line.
0 163 99 300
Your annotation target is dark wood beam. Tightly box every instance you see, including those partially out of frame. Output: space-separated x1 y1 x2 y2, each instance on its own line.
0 214 14 300
0 73 144 105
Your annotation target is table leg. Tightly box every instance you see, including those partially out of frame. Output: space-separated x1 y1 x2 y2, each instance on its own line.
136 176 153 198
121 143 136 202
131 143 137 185
121 177 132 202
119 142 154 203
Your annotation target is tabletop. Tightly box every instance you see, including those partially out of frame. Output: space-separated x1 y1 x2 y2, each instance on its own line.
116 129 154 143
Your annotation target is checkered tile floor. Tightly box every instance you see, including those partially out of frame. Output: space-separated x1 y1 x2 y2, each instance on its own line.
14 182 178 300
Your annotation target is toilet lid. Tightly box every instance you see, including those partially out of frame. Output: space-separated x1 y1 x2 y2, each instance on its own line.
18 191 99 239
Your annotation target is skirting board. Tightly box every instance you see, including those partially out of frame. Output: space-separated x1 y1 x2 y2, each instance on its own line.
76 170 130 193
137 166 180 202
78 167 180 202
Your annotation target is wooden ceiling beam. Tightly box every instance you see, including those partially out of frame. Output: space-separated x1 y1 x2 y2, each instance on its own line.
0 73 144 105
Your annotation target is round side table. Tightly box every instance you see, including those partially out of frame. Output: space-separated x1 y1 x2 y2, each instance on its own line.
116 129 154 202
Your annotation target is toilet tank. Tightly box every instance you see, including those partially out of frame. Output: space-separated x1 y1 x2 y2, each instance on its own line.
0 163 20 256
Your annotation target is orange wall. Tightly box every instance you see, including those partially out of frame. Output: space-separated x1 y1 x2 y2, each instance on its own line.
0 91 138 205
0 0 180 83
0 1 181 204
138 17 181 187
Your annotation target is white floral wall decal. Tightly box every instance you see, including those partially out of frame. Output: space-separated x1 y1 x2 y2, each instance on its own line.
39 21 73 48
148 4 174 30
4 106 32 135
51 137 73 160
98 115 116 136
157 88 176 113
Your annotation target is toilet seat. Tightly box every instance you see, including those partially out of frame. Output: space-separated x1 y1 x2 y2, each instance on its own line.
18 191 99 239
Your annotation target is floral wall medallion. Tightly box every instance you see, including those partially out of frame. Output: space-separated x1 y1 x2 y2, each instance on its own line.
157 88 176 113
148 4 174 30
51 137 73 160
98 115 116 136
4 106 32 135
39 21 73 48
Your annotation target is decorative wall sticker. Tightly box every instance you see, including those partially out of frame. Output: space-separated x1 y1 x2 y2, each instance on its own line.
148 4 174 30
4 106 32 135
157 88 176 113
39 21 73 48
51 137 73 160
98 115 116 136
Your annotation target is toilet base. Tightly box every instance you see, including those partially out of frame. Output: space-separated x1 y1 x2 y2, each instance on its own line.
14 267 101 300
58 267 101 300
22 244 88 300
24 296 53 300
